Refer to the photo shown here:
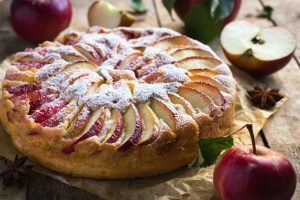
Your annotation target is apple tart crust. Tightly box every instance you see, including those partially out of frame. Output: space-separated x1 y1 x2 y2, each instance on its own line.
0 27 235 178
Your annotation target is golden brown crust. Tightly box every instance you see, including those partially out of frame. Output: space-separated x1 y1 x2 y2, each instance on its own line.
0 27 235 179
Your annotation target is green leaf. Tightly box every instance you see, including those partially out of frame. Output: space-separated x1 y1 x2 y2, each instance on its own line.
162 0 176 19
185 1 223 43
210 0 234 21
199 136 233 167
131 0 147 14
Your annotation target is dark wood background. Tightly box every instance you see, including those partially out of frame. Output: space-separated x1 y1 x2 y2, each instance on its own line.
0 0 299 199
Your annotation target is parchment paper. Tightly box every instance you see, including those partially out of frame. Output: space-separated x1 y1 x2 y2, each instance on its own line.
0 63 287 200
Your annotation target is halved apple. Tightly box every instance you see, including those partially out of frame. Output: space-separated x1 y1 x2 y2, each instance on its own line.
137 103 160 145
117 104 143 151
176 56 222 70
184 82 225 106
104 109 124 143
150 98 181 133
189 75 228 93
88 0 135 28
221 20 296 76
168 92 195 116
170 47 214 61
150 35 195 51
177 86 215 115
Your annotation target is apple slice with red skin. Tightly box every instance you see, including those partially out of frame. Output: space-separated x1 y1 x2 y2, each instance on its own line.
188 68 221 77
176 56 222 70
64 106 93 138
5 70 35 83
31 100 67 123
118 52 142 69
150 35 195 51
63 110 106 154
170 47 213 60
184 82 225 106
63 61 98 72
150 98 181 133
74 43 103 65
137 103 160 145
177 86 215 115
168 92 196 116
6 83 39 96
29 93 58 114
117 104 143 152
214 124 297 200
189 75 228 93
105 109 124 144
221 20 296 76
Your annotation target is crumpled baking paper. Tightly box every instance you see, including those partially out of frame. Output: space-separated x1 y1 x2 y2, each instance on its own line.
0 58 287 200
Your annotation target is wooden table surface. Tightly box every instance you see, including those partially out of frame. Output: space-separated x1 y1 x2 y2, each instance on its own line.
0 0 299 199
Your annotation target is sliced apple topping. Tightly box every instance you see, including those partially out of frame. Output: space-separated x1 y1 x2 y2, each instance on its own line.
168 93 195 116
176 56 222 70
63 61 98 72
63 110 106 154
105 109 124 143
6 83 39 96
151 35 195 51
177 86 215 115
74 43 103 65
189 75 228 93
137 103 159 145
170 47 214 60
31 100 67 123
150 98 181 133
118 52 142 69
184 82 225 106
118 104 143 151
5 70 35 83
64 106 93 138
188 68 221 77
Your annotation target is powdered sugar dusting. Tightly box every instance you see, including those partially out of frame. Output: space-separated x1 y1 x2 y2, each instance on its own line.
35 59 68 81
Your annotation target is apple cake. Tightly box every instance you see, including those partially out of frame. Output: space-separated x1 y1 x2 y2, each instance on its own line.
0 26 236 179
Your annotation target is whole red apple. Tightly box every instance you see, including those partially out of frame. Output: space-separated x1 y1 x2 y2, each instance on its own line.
174 0 241 26
10 0 72 43
213 145 297 200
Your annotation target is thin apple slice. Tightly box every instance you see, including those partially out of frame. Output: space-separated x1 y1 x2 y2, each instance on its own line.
189 75 228 93
168 92 195 116
104 109 124 143
118 52 142 69
177 86 215 115
176 56 222 70
6 83 39 96
137 103 160 145
117 104 143 151
63 110 106 154
184 82 225 106
150 98 181 133
188 68 221 76
31 99 67 123
64 106 93 138
5 70 35 83
74 43 103 65
170 47 213 60
151 35 195 50
63 61 98 72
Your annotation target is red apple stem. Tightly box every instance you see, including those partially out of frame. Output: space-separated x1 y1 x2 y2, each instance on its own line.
246 124 256 155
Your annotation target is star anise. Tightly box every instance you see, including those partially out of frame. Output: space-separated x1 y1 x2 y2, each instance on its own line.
0 155 33 188
247 86 283 109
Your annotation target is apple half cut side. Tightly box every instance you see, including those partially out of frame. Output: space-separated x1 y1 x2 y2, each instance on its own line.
170 47 214 61
175 56 222 70
117 104 143 151
221 20 296 76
